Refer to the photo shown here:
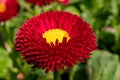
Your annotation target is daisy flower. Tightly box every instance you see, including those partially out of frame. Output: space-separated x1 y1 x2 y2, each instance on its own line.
15 11 97 73
0 0 19 22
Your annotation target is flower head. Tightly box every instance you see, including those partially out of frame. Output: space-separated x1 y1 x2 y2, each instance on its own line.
15 11 97 73
0 0 19 22
26 0 54 6
56 0 69 5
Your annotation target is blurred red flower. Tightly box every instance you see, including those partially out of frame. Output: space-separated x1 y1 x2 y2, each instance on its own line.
0 0 19 22
26 0 54 6
15 11 97 73
56 0 69 5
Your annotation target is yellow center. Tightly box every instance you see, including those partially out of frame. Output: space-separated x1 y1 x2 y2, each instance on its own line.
42 29 70 44
58 0 65 2
0 3 6 13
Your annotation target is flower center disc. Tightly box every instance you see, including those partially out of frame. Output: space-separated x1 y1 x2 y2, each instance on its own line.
43 29 70 44
0 3 6 13
58 0 65 2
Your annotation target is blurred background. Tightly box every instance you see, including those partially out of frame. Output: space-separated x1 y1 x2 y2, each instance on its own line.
0 0 120 80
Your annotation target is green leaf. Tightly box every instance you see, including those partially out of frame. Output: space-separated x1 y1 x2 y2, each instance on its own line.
114 63 120 80
87 50 119 80
64 6 80 15
0 48 13 78
114 25 120 52
70 0 81 4
81 11 94 24
70 64 89 80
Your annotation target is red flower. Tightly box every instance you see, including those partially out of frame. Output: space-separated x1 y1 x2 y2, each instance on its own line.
0 0 19 22
15 11 97 73
26 0 54 6
56 0 69 5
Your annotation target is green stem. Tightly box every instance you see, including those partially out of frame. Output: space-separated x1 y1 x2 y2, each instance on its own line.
54 70 61 80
